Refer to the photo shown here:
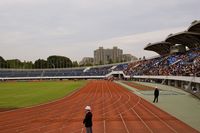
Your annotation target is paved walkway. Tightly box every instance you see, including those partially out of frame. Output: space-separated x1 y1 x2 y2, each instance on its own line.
118 81 200 131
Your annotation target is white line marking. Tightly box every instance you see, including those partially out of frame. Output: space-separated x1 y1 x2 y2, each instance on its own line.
81 127 84 133
130 108 153 133
104 120 106 133
140 103 178 133
119 113 130 133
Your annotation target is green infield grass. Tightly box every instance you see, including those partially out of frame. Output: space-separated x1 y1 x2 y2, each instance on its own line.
0 80 86 109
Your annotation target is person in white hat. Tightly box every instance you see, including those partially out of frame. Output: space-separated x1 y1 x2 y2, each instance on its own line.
83 106 93 133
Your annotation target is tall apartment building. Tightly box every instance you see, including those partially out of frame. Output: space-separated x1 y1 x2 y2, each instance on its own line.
94 46 123 65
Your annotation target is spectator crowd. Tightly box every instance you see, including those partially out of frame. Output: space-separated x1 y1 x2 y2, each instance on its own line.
124 48 200 77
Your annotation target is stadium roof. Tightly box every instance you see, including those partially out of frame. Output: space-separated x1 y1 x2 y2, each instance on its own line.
165 31 200 49
188 20 200 33
144 41 173 55
144 20 200 55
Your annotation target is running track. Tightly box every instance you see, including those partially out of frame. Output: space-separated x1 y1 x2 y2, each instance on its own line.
0 80 199 133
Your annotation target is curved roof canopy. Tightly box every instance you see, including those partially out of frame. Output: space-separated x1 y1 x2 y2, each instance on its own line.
188 20 200 33
165 31 200 49
144 41 173 55
144 20 200 55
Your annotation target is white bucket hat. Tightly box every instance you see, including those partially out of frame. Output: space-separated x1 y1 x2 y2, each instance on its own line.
85 106 91 111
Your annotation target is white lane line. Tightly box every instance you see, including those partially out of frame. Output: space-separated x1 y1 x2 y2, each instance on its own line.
115 82 152 133
104 120 106 133
103 83 106 133
118 83 152 133
61 81 109 133
111 82 140 115
140 103 178 133
121 87 152 132
101 83 129 116
110 82 130 133
130 107 153 133
111 82 176 133
119 113 130 133
81 127 84 133
60 81 100 132
121 81 177 132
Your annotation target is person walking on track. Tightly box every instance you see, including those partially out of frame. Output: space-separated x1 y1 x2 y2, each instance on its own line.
83 106 93 133
153 87 159 103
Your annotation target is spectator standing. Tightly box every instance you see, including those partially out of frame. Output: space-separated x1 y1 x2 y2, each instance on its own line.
153 87 159 103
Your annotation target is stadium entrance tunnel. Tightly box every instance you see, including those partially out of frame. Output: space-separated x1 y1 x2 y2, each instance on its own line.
112 73 124 80
106 71 130 80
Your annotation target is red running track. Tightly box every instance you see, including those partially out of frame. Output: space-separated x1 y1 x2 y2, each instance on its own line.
0 80 199 133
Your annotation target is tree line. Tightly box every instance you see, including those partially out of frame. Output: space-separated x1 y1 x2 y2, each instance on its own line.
0 55 79 69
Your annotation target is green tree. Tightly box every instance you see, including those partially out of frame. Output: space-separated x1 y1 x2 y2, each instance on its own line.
21 61 33 69
72 61 79 67
47 55 72 68
0 56 8 68
34 59 47 69
7 59 22 69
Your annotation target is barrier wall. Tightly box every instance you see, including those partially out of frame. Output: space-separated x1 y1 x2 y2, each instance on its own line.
0 75 105 80
131 75 200 99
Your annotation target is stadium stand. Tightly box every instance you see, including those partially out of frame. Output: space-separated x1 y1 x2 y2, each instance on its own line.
0 65 114 78
113 63 128 71
125 48 200 77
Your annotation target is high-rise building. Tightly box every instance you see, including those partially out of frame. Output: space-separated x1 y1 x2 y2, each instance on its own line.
94 46 123 65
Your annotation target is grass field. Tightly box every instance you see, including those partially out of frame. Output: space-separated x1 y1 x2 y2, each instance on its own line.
0 80 86 109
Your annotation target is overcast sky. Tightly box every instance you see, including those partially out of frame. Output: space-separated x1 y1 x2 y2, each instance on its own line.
0 0 199 62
